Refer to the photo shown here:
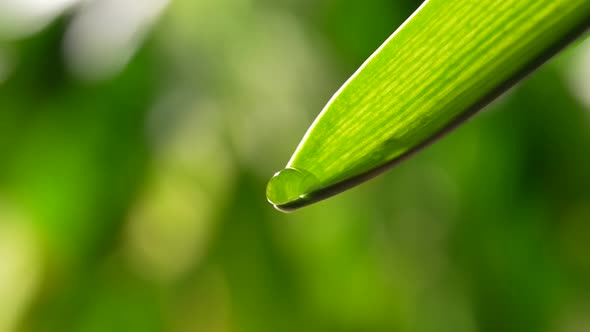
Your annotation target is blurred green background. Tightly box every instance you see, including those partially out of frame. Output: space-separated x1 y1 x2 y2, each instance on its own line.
0 1 590 331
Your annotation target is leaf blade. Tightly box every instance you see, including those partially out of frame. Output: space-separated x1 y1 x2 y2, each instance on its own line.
268 0 590 211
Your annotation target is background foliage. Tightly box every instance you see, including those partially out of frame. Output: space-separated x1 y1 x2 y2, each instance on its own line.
0 1 589 331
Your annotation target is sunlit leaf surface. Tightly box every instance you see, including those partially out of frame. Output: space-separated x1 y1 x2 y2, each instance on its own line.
268 0 590 211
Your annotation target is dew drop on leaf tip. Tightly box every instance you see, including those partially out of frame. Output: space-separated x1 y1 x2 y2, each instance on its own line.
266 167 321 212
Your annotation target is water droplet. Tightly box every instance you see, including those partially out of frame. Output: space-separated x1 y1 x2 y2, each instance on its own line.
266 167 321 211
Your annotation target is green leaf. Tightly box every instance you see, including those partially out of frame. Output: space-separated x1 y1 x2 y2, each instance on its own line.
267 0 590 212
